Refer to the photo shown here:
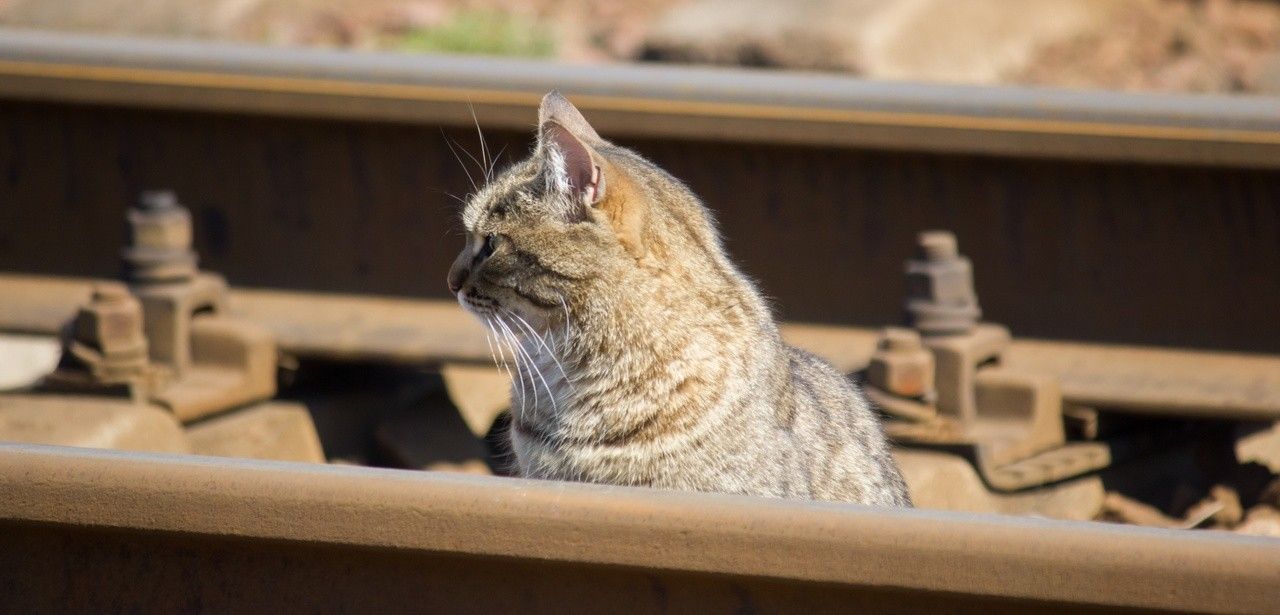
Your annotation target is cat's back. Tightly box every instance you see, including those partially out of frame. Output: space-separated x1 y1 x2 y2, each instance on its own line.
781 345 912 507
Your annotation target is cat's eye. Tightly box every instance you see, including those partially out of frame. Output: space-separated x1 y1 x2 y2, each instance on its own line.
478 234 497 260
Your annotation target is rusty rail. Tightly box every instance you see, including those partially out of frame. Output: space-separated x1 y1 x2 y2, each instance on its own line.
4 273 1279 420
1 442 1277 614
1 28 1279 168
2 31 1278 352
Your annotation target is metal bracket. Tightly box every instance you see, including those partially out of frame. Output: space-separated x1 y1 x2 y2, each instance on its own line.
872 231 1111 491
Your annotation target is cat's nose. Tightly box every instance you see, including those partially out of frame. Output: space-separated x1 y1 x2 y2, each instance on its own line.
447 264 468 294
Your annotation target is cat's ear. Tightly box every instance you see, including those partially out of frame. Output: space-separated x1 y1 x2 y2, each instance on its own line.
537 92 645 258
540 120 604 208
538 90 603 146
538 92 605 210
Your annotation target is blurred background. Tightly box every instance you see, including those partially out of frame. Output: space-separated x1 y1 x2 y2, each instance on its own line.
2 0 1279 94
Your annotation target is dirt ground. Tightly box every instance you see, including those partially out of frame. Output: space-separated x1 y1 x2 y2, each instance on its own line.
1 0 1277 92
1017 0 1280 93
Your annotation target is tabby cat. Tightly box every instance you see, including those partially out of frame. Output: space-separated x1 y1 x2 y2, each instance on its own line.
447 92 910 506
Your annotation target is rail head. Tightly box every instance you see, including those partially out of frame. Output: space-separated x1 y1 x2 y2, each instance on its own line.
0 28 1278 167
0 443 1277 613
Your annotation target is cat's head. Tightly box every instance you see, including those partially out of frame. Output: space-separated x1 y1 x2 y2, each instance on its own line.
448 91 663 332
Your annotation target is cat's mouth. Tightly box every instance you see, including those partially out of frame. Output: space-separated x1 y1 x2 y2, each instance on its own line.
458 289 500 318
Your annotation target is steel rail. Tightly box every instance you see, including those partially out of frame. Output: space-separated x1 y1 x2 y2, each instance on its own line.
0 29 1278 167
0 442 1277 613
0 273 879 371
3 273 1279 420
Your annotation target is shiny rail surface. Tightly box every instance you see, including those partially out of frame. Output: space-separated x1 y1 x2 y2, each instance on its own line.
1 28 1279 167
1 442 1278 614
4 273 1279 421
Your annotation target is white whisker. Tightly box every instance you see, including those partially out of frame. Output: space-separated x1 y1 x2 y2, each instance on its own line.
481 319 501 370
449 135 488 186
484 317 525 417
468 103 492 184
497 314 557 414
441 131 478 192
497 316 540 410
488 144 508 184
502 307 573 384
494 316 537 416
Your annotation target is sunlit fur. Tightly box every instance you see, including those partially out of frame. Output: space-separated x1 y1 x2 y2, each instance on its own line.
449 92 910 506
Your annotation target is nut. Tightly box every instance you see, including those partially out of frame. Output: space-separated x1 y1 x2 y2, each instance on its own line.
122 190 198 282
72 283 148 362
905 230 981 335
868 327 935 399
57 282 150 385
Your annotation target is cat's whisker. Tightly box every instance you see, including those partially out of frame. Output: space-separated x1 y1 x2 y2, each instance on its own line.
482 320 511 384
484 317 526 418
556 293 572 349
490 330 524 416
441 191 469 206
480 319 508 376
467 103 493 184
505 317 556 415
487 144 508 184
449 135 489 189
480 321 499 369
441 130 479 192
494 316 539 416
497 314 557 415
501 307 573 385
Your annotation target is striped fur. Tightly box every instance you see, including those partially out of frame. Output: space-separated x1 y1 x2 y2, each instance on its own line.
447 92 910 506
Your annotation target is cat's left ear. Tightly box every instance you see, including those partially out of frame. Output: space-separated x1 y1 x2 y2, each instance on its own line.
537 92 605 210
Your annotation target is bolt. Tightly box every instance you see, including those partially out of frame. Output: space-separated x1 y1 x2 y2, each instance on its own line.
880 327 923 352
91 283 131 304
139 190 178 211
122 189 199 282
127 191 192 251
869 327 935 399
904 229 981 335
59 282 150 384
918 230 959 261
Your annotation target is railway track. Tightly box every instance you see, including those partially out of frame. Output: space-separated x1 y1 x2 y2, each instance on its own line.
1 29 1278 351
2 29 1279 614
4 273 1280 421
2 442 1278 614
1 29 1279 165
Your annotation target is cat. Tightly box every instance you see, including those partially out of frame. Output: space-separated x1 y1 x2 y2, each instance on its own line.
447 91 910 507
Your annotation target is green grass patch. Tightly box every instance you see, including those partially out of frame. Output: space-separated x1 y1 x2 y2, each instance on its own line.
395 11 556 58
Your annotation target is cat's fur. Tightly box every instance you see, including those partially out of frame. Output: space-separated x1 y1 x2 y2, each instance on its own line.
448 92 910 506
